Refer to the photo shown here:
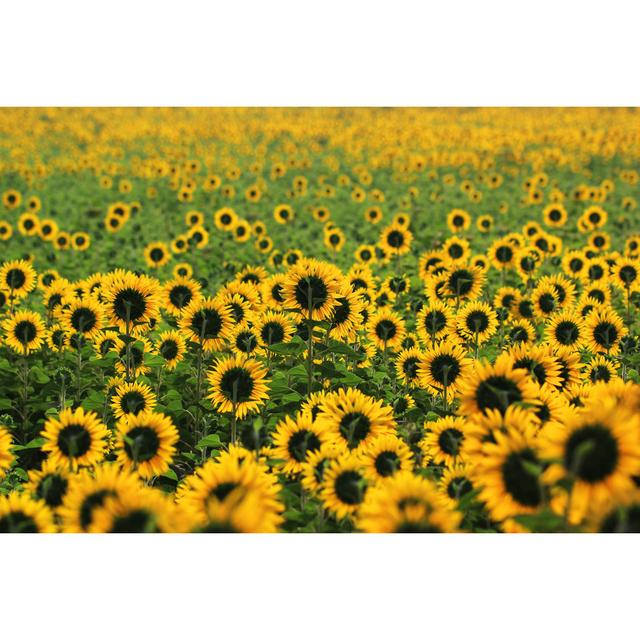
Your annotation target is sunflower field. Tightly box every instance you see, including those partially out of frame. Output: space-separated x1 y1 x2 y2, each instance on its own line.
0 107 639 534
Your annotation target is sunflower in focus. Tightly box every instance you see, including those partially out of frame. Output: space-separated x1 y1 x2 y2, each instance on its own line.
270 412 331 476
41 407 109 471
315 387 395 452
207 355 270 418
115 411 179 479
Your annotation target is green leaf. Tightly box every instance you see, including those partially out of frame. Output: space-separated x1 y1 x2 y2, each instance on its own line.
196 434 222 450
31 367 51 384
267 337 306 356
12 437 46 452
161 469 178 482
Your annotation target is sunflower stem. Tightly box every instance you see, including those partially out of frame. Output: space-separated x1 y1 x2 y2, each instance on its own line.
231 402 238 445
124 305 132 383
75 336 84 405
20 354 30 444
306 278 314 395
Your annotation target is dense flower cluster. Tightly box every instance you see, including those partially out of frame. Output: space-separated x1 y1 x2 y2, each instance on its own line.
0 107 639 533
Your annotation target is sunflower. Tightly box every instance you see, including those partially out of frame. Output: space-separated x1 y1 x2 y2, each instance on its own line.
501 343 562 388
416 300 454 344
378 222 413 257
255 235 273 254
236 264 269 287
438 464 476 509
179 297 233 351
585 306 627 355
530 281 560 318
91 329 119 358
156 329 187 370
271 203 293 225
514 247 542 282
395 347 425 387
112 335 155 378
207 355 269 419
441 265 484 302
545 310 586 349
253 310 295 348
173 262 193 279
270 412 331 476
357 471 460 533
418 341 473 400
541 397 640 524
447 208 471 233
584 355 619 384
582 205 608 229
0 259 36 299
227 324 261 357
588 230 610 252
185 209 204 227
233 219 252 243
214 207 237 230
364 308 405 352
144 241 171 268
488 238 516 271
550 346 584 394
324 227 346 251
179 453 283 531
60 297 104 339
315 387 395 452
612 257 640 293
25 459 70 510
0 493 56 533
89 485 186 533
171 234 189 254
162 276 202 316
71 231 91 251
359 434 413 483
41 407 109 471
55 231 72 248
217 292 252 328
187 225 209 249
442 235 471 264
320 452 368 520
473 427 546 522
493 286 521 315
115 411 178 479
312 206 330 222
420 416 469 466
457 300 498 346
3 310 46 355
18 212 40 236
194 485 283 533
583 256 610 284
2 189 22 210
543 203 568 227
57 464 141 532
0 426 13 478
282 259 340 321
363 205 382 224
458 357 540 418
587 490 640 533
103 271 160 331
531 383 572 432
562 249 587 278
111 381 157 420
0 220 12 240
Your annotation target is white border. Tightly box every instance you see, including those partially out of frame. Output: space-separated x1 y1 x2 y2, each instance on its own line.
1 534 637 638
1 1 639 105
1 2 639 635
